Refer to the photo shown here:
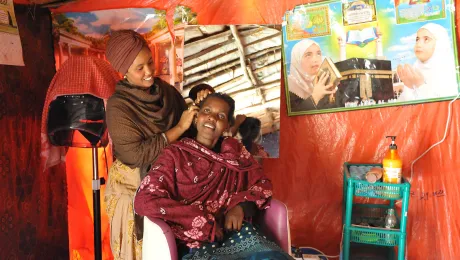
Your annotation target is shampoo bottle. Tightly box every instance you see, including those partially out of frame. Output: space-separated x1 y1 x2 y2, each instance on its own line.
382 136 402 184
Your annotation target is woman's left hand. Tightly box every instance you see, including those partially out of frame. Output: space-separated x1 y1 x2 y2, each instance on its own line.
225 205 244 231
215 226 224 241
195 89 213 105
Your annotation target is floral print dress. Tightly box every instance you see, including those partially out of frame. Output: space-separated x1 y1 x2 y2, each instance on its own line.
134 137 273 249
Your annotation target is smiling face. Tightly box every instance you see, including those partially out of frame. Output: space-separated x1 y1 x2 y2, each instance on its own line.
125 47 155 88
415 28 436 63
301 44 322 76
195 97 231 149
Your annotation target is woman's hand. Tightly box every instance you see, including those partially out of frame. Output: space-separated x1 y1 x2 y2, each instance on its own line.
177 105 199 132
224 114 247 137
311 71 336 105
215 226 224 241
195 89 213 105
224 205 244 231
397 64 425 89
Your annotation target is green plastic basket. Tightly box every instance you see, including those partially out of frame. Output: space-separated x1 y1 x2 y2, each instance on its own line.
344 163 410 200
350 204 401 247
350 228 400 246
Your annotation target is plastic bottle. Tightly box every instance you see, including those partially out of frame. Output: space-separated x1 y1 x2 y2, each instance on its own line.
384 209 397 228
384 208 398 244
382 136 402 184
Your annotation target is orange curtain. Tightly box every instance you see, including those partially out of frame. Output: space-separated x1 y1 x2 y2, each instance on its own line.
65 132 113 260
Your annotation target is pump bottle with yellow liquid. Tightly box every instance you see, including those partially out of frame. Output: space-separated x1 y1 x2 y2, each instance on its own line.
382 136 402 184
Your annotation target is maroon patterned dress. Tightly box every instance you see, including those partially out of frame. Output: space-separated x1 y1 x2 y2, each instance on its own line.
134 137 273 248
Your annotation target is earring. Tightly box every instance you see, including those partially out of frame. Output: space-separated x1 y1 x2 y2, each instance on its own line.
123 75 127 79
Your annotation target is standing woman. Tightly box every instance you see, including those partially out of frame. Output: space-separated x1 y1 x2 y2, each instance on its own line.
104 30 197 259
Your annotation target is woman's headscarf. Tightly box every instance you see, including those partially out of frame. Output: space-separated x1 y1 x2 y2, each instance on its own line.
105 30 149 76
287 39 321 99
412 23 458 98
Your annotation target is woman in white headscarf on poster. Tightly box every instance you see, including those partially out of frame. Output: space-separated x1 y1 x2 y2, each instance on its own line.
397 23 459 102
287 39 337 112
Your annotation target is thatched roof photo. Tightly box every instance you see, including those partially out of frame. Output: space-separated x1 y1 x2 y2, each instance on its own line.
182 25 282 138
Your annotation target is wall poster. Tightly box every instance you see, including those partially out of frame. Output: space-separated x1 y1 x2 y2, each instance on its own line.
0 0 24 66
282 0 459 116
182 25 282 158
51 6 196 89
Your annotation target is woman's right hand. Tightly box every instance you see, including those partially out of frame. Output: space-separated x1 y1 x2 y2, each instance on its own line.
177 105 199 132
311 71 336 105
224 205 244 231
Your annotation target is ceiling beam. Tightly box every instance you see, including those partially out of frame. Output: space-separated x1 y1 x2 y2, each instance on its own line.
230 25 256 87
184 48 281 86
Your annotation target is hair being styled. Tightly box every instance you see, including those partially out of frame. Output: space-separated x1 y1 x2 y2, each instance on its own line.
189 83 215 102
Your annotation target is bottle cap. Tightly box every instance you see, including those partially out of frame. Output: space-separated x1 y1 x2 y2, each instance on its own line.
386 136 397 149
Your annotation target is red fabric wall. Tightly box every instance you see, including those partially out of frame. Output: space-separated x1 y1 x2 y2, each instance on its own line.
0 5 69 260
265 70 460 258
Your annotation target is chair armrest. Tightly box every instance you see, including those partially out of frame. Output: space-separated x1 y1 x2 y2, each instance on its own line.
255 198 291 253
143 217 178 260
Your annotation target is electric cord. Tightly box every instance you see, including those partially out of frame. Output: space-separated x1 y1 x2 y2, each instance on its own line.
408 92 460 182
395 93 460 260
293 225 344 259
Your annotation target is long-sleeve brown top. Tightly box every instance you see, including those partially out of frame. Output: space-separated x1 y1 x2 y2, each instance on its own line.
106 78 186 175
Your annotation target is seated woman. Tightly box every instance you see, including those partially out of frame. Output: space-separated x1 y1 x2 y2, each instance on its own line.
134 93 292 259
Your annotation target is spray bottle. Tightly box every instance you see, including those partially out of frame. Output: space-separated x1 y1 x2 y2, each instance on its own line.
382 136 402 184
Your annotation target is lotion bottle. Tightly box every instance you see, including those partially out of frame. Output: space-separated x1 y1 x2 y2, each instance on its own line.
382 136 402 184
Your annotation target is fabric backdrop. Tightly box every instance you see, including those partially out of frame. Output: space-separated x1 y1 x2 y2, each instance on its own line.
0 5 69 260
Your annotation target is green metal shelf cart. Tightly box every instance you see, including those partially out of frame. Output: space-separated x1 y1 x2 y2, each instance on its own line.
342 162 411 260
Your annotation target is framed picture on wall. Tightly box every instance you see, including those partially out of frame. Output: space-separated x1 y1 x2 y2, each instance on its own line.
181 24 282 158
0 0 18 34
50 6 191 79
282 0 459 116
0 0 24 66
